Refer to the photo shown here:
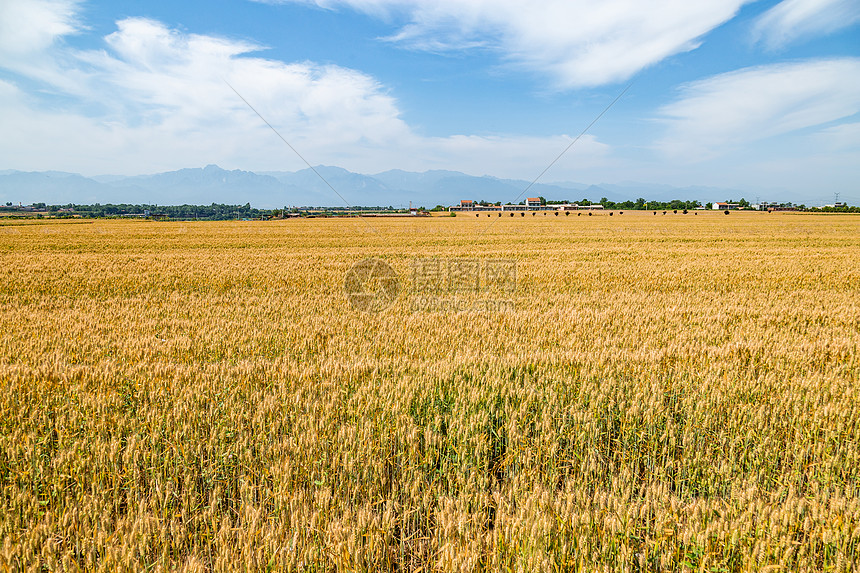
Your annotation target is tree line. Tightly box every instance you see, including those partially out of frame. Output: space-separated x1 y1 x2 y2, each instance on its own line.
28 203 267 220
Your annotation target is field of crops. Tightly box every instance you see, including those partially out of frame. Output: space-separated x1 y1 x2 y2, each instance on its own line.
1 212 858 571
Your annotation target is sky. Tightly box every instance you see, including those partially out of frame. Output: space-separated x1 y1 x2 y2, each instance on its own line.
0 0 858 202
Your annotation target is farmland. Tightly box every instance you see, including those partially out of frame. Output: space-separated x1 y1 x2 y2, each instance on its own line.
1 212 858 571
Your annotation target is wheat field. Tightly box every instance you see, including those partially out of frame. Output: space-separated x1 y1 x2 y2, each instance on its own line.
1 212 858 571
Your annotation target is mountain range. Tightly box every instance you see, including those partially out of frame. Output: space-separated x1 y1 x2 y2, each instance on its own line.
0 165 824 208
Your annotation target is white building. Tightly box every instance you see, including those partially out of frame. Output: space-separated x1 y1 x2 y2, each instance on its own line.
712 202 740 210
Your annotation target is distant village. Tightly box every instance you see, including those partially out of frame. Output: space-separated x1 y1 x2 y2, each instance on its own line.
447 197 850 213
0 197 855 220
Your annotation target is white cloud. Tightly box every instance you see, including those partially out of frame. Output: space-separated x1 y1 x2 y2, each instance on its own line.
0 0 82 57
70 17 411 144
811 121 860 150
259 0 752 88
0 0 89 91
0 16 409 173
656 58 860 160
753 0 860 49
0 5 610 179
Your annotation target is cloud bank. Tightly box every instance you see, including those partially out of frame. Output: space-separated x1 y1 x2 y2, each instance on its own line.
0 2 608 178
260 0 752 88
656 58 860 160
753 0 860 49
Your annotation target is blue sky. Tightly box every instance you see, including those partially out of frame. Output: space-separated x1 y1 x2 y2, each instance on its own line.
0 0 858 202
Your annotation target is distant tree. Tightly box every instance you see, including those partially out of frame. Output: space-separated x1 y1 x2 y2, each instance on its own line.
5 202 11 207
739 198 750 208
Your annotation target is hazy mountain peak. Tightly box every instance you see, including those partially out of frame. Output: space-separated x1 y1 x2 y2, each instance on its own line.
0 165 833 208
